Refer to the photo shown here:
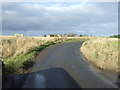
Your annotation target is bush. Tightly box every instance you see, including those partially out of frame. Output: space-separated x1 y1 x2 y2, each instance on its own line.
110 34 120 38
4 61 21 74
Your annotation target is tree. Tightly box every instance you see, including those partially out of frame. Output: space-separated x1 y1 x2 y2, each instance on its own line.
110 34 120 38
79 35 83 37
63 33 77 37
44 35 46 37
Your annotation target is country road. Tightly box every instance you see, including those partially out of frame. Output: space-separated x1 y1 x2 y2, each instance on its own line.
3 41 118 88
26 41 117 88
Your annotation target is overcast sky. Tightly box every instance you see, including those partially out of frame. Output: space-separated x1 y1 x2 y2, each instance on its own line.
2 2 118 37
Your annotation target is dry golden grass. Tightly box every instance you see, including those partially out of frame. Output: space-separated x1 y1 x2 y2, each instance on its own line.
0 36 94 74
0 36 91 57
1 37 44 57
80 38 119 72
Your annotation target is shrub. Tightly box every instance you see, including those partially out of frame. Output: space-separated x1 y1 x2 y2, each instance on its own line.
4 61 21 74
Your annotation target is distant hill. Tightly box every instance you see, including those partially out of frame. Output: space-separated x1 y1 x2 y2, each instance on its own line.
110 34 120 38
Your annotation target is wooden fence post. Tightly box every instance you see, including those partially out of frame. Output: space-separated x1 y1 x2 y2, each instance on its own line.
0 60 6 89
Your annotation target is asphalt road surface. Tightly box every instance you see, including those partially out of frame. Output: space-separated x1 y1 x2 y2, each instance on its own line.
4 68 81 88
27 41 118 88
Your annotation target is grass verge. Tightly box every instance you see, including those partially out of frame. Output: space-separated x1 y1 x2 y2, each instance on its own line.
0 41 56 75
0 37 88 75
80 38 119 72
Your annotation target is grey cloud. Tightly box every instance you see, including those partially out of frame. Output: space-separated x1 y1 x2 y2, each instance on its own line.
2 2 118 36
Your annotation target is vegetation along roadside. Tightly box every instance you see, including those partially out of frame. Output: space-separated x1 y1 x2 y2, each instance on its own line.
0 36 90 75
80 38 119 72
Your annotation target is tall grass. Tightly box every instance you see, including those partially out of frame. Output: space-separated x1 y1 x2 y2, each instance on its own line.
0 36 89 75
1 37 44 57
80 38 119 72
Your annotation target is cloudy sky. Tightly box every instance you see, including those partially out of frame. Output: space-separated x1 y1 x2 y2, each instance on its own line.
2 2 118 37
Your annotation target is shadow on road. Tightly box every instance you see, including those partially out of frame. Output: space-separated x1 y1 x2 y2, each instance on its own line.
3 68 81 88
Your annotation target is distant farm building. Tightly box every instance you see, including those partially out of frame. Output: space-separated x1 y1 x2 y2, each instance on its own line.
14 34 24 37
44 34 61 37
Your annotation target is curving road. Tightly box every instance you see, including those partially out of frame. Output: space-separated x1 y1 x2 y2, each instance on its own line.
27 41 117 88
